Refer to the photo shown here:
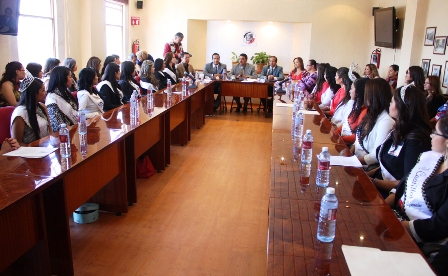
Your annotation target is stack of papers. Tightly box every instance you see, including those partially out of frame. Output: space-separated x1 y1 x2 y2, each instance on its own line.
342 245 435 275
330 155 363 167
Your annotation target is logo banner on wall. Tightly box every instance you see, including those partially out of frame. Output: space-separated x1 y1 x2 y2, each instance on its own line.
242 31 256 46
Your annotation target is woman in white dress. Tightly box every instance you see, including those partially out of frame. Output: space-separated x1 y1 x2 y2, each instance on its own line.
77 67 104 118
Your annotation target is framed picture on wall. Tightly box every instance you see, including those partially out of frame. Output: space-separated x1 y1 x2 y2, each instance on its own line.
0 0 20 36
433 36 447 55
425 27 437 46
422 59 431 78
431 64 442 77
443 61 448 88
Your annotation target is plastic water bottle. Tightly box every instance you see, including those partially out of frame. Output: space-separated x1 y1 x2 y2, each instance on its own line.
301 130 313 164
59 123 71 157
292 111 304 161
78 109 87 155
182 77 187 95
195 71 199 82
299 88 305 110
317 187 338 242
314 240 334 275
222 69 227 80
130 90 138 124
316 147 331 187
167 79 172 97
291 96 300 139
147 91 154 115
300 163 311 193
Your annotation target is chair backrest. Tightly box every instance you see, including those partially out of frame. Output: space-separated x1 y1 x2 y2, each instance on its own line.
0 106 15 142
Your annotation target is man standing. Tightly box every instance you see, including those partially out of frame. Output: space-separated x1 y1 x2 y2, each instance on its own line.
203 53 227 110
229 53 257 113
260 56 284 113
163 32 184 64
175 52 195 80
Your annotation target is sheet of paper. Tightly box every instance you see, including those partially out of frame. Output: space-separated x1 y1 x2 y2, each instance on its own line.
342 245 435 276
330 155 363 167
3 147 58 158
241 79 258 83
276 103 294 107
301 110 319 115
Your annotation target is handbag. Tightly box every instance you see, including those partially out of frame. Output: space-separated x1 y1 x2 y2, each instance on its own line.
136 155 155 178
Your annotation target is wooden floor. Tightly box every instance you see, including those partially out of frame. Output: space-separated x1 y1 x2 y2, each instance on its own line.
70 111 272 275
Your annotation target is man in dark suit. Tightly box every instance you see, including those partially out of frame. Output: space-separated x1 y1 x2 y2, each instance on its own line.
175 52 195 79
229 53 257 113
203 53 227 110
260 56 284 113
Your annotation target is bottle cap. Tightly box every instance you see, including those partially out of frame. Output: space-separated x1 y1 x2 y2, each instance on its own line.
322 146 328 152
326 187 335 194
306 129 311 134
60 123 66 128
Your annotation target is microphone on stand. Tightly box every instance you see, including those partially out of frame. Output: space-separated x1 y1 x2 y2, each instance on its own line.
184 71 198 89
276 76 290 94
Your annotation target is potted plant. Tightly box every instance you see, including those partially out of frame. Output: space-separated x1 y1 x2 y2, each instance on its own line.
250 52 270 73
231 52 239 66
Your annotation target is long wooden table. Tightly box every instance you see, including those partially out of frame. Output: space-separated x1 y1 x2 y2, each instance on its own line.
267 95 426 274
0 82 213 275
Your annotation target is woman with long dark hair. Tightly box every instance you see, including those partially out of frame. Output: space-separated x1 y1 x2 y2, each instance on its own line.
325 67 349 116
97 63 123 111
0 61 26 107
330 70 358 126
337 78 370 144
26 62 43 78
163 52 178 83
42 58 60 90
352 78 394 167
404 66 425 91
11 74 51 145
425 76 445 119
101 56 117 76
63 58 78 92
310 63 329 104
118 61 140 103
154 58 176 90
45 66 79 132
318 66 340 109
86 56 102 79
77 68 104 118
369 85 432 197
289 57 308 81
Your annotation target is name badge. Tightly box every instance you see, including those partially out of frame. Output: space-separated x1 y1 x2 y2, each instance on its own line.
388 143 403 157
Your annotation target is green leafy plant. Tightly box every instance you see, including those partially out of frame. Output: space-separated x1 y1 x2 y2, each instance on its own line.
231 52 240 63
250 52 270 64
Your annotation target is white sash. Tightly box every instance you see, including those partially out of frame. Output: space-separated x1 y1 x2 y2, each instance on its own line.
400 151 443 221
97 81 124 103
140 81 155 91
163 68 177 82
45 90 78 125
378 131 397 181
11 105 50 137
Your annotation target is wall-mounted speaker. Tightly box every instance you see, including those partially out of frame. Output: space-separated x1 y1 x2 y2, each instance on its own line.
137 1 143 9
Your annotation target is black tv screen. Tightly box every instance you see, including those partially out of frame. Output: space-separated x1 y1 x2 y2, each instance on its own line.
374 7 396 48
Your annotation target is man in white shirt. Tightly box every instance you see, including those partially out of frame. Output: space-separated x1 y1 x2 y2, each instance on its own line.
260 56 284 113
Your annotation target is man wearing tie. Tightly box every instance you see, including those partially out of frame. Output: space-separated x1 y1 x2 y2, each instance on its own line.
229 53 257 113
203 53 227 111
260 56 284 113
175 52 195 80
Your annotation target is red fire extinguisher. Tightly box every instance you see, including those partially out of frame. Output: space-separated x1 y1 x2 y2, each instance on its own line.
370 48 381 69
132 40 140 54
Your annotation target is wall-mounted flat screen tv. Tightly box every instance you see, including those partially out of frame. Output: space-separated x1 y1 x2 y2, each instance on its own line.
374 7 397 48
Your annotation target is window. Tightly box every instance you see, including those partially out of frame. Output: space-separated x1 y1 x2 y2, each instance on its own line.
105 1 124 59
18 0 55 67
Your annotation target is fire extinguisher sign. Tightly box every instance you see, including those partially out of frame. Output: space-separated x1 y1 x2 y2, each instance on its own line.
131 17 140 26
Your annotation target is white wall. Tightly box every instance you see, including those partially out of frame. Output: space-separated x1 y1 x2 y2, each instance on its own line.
204 21 309 71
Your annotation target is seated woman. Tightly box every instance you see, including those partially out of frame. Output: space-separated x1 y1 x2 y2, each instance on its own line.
100 56 117 77
425 76 445 119
403 66 425 91
319 66 340 110
369 85 432 198
163 52 178 83
289 57 308 81
42 58 60 90
135 50 148 74
337 78 369 145
139 60 158 94
386 64 399 89
331 70 358 127
26 62 43 79
154 58 176 90
0 61 26 107
86 56 102 79
309 63 329 104
11 74 51 145
97 63 123 112
77 67 104 118
63 58 79 92
352 78 394 168
363 63 379 79
325 67 349 116
118 61 141 103
386 115 448 244
298 59 318 94
45 66 79 132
